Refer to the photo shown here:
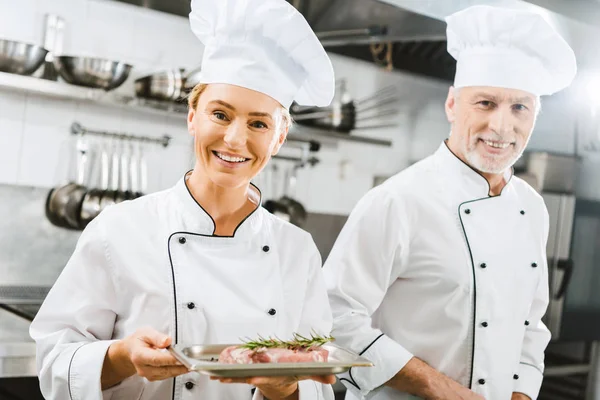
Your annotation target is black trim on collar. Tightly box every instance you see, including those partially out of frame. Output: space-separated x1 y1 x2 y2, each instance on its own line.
443 141 514 197
182 171 263 237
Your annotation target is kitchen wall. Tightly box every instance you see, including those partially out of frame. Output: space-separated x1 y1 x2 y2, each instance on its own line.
0 0 454 218
1 0 599 221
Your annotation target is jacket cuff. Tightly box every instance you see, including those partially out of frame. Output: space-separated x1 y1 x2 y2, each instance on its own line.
513 362 544 400
252 380 327 400
340 334 413 397
68 340 118 400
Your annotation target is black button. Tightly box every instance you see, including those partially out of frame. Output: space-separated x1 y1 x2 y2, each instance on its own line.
520 210 525 215
481 321 488 327
514 374 519 380
179 237 186 244
525 320 530 326
480 263 487 269
268 308 277 316
478 379 486 385
187 302 195 310
531 262 538 268
464 209 471 214
185 382 194 390
262 245 270 252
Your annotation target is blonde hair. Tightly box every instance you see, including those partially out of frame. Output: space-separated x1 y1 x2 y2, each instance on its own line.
187 83 293 132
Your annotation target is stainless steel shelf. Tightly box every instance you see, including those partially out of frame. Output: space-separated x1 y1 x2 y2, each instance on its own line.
0 71 393 147
288 125 392 147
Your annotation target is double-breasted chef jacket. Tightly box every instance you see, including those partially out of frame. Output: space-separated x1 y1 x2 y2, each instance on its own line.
30 175 334 400
324 142 551 400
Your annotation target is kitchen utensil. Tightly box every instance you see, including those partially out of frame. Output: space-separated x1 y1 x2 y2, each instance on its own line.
264 164 307 227
113 141 127 204
54 55 132 90
45 135 89 229
134 69 183 101
80 141 109 228
0 39 48 75
137 142 148 197
183 66 202 91
168 343 373 378
99 139 119 210
63 135 91 229
354 85 397 106
119 140 136 200
355 108 399 123
129 142 140 198
39 14 64 81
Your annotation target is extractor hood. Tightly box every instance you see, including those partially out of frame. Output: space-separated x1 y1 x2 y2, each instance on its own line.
109 0 600 82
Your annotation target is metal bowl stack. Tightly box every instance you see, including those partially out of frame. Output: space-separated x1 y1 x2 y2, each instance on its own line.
53 56 132 90
0 39 48 75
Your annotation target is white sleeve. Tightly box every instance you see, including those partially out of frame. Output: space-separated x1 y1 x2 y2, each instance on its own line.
323 187 413 399
254 238 334 400
252 380 334 400
29 216 134 400
514 206 551 399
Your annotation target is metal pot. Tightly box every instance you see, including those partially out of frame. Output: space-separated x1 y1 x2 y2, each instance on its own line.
45 136 89 229
264 164 307 227
183 66 202 91
134 69 184 101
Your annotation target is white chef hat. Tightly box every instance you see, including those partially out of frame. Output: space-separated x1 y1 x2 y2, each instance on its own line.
445 5 577 96
189 0 335 108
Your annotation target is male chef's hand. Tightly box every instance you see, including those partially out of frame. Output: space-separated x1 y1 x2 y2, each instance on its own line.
511 393 531 400
211 374 336 399
102 327 189 389
386 357 485 400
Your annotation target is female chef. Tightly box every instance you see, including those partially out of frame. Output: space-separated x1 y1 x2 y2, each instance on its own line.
30 0 336 399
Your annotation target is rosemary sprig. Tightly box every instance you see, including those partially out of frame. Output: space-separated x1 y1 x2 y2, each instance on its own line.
240 330 334 351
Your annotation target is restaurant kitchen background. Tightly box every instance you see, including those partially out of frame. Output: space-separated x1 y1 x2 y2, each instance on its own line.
1 0 600 399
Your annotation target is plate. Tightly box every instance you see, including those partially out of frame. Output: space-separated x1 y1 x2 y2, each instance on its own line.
168 343 373 378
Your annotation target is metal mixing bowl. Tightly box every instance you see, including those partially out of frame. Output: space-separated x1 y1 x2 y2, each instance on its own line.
54 56 132 90
135 69 183 101
0 39 48 75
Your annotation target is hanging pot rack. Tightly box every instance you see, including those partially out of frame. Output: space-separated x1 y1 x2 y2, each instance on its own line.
70 122 171 148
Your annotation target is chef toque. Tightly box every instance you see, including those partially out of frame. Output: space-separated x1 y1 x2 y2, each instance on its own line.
189 0 335 108
445 5 577 96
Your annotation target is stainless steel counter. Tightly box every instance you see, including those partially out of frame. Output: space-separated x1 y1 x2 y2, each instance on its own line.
0 308 36 378
0 342 36 377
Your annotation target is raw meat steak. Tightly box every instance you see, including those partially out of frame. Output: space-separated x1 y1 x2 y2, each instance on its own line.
219 345 329 364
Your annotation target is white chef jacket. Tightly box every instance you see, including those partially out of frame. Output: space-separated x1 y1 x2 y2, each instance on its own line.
30 176 334 400
324 142 551 400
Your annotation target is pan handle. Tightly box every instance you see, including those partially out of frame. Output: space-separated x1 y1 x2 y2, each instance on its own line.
555 258 574 300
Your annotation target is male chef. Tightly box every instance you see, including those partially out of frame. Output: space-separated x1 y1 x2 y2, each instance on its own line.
323 5 577 400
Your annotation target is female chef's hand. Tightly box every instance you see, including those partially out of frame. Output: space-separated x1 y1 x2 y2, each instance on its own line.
210 374 336 400
102 327 189 389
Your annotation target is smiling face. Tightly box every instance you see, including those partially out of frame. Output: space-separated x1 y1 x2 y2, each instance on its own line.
445 86 539 175
187 83 289 189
